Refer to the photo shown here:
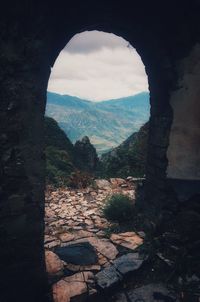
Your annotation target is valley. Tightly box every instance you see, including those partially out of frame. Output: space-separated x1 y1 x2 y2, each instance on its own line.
46 91 150 154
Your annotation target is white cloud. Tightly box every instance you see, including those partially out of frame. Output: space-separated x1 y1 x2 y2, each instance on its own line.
48 31 148 101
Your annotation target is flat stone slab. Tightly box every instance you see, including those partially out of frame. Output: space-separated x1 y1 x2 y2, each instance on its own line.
53 271 94 302
54 242 98 265
127 284 179 302
87 237 119 260
110 232 143 250
96 266 121 290
63 237 119 261
113 253 144 275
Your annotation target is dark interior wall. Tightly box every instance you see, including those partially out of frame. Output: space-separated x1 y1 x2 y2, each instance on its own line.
0 19 51 300
0 1 200 301
167 43 200 180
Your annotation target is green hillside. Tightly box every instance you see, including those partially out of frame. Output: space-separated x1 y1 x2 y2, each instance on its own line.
46 92 150 154
100 122 149 178
45 117 75 186
45 117 99 187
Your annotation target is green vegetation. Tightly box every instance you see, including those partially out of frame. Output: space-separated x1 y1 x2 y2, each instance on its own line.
45 116 149 187
45 117 97 187
45 146 74 186
103 194 135 223
45 116 74 153
100 122 149 178
45 117 75 186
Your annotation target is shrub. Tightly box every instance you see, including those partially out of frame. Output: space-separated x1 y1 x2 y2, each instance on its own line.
45 146 74 187
103 194 134 222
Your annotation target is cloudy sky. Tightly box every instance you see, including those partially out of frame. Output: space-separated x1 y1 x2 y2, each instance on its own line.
48 31 148 101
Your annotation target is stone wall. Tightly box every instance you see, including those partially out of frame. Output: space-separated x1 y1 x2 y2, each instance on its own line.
0 17 51 301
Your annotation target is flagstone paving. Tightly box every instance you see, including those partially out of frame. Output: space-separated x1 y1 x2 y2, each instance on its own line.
45 177 145 302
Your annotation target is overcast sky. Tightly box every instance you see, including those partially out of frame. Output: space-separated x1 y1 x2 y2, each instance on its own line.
48 31 148 101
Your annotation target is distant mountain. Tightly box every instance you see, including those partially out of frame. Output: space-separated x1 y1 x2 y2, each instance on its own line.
46 91 150 154
99 122 149 178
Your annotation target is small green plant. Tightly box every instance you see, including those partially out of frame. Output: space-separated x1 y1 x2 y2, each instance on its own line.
103 194 135 223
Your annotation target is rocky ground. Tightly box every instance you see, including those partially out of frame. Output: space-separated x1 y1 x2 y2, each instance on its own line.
44 178 198 302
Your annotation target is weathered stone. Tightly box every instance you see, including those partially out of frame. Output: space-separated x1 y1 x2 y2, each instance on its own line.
110 178 126 187
113 253 144 275
87 237 119 260
55 242 98 265
45 251 64 275
53 280 71 302
110 232 143 250
58 232 75 242
95 179 111 190
74 230 95 239
98 253 109 266
45 239 60 249
96 266 121 289
65 262 101 272
53 272 94 302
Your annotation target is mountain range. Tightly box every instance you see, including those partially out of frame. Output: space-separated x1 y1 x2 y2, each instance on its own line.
46 91 150 154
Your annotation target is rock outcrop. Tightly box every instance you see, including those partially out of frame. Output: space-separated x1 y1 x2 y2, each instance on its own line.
45 118 99 187
74 136 99 173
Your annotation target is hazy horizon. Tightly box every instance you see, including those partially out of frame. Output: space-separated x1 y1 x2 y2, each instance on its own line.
47 89 149 103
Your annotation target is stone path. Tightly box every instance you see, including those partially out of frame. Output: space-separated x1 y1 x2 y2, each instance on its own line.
45 177 145 302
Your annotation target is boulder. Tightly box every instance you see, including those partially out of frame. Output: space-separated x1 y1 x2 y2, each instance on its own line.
95 179 111 190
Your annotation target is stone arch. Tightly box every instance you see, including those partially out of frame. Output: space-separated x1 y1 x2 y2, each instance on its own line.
1 2 200 301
